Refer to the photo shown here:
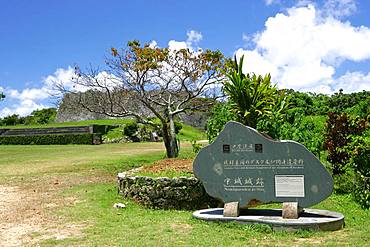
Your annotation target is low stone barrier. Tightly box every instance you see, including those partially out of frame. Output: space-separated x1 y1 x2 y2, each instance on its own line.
0 125 109 145
117 173 219 210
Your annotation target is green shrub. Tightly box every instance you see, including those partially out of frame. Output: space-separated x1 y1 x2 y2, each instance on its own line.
91 124 117 134
344 135 370 208
333 170 355 194
223 56 288 129
1 114 23 126
123 121 139 137
353 175 370 209
191 140 202 154
324 112 367 175
29 108 57 124
0 133 96 145
206 102 237 143
278 115 325 158
174 121 182 134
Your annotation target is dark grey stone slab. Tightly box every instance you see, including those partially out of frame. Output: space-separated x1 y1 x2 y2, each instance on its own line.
193 121 333 208
192 208 344 231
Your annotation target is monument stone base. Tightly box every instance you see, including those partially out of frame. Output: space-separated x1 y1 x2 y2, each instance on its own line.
223 202 240 217
282 202 303 219
193 208 344 231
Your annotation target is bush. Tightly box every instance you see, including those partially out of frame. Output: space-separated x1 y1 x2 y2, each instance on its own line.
174 121 182 134
0 133 97 145
324 112 367 175
278 115 325 158
344 135 370 208
223 56 287 128
30 108 57 124
123 121 139 137
191 140 203 154
333 171 355 194
353 176 370 209
0 108 57 126
91 124 116 134
206 102 237 143
0 114 23 126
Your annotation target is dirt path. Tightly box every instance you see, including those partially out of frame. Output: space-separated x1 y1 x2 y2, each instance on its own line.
0 185 44 246
0 172 112 246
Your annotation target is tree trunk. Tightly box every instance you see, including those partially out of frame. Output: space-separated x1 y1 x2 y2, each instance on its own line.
161 120 178 158
169 114 179 157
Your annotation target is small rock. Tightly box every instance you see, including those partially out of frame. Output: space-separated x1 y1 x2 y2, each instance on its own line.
113 203 126 209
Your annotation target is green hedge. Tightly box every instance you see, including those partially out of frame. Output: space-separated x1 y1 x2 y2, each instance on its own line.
0 133 98 145
91 124 118 134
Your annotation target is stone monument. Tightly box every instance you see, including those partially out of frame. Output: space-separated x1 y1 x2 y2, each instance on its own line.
192 121 344 231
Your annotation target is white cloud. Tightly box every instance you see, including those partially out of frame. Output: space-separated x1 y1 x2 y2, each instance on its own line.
1 87 50 117
186 30 203 44
265 0 357 18
9 88 49 101
242 33 250 42
0 107 12 117
237 4 370 93
0 67 76 117
148 40 158 48
168 40 189 51
43 66 76 91
322 0 357 18
168 30 203 52
0 98 47 118
334 71 370 92
265 0 279 6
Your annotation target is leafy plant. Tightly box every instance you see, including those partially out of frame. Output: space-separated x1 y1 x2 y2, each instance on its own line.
29 108 57 124
123 121 139 137
174 121 183 134
0 114 24 126
206 102 237 142
256 89 289 139
343 135 370 208
191 140 203 154
278 114 325 158
324 112 367 175
223 55 288 130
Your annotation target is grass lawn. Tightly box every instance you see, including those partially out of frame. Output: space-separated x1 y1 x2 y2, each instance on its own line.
0 143 369 246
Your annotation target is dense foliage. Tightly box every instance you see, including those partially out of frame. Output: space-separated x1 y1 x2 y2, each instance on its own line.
344 136 370 209
206 102 237 142
324 112 367 175
278 115 325 157
0 108 57 126
223 56 288 131
123 121 139 137
207 87 370 208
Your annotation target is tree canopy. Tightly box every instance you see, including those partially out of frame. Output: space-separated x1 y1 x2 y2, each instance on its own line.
56 41 225 157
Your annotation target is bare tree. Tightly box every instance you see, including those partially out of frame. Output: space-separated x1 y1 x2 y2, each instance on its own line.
56 41 225 157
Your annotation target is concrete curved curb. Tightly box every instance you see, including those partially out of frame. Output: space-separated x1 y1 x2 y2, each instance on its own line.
193 208 344 231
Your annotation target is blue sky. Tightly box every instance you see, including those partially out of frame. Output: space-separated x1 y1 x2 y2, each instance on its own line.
1 0 370 117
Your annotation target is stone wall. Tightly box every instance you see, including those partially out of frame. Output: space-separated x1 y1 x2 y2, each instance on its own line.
56 92 212 129
117 173 219 210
